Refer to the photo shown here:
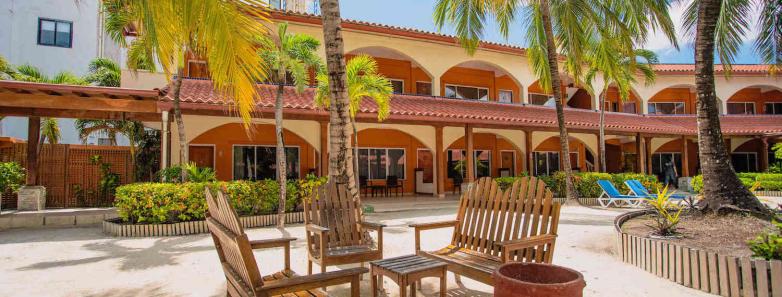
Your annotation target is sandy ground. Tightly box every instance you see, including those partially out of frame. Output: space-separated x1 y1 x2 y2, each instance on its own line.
0 201 712 297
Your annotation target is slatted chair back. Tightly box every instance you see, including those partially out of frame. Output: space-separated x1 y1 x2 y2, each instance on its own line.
303 181 367 249
451 177 560 263
205 188 264 296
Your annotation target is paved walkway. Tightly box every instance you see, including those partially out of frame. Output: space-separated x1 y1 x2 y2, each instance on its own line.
0 200 712 297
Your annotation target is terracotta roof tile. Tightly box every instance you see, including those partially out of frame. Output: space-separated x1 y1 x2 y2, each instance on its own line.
160 79 782 136
652 64 771 74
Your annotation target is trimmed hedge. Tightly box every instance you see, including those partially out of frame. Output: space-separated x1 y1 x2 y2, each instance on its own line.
691 173 782 193
501 172 661 198
115 177 326 224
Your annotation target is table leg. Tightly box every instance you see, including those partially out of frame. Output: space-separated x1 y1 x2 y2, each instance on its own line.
399 281 407 297
410 281 416 297
440 272 447 297
371 274 378 297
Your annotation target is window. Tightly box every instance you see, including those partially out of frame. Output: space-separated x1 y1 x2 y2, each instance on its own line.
38 18 72 48
765 102 782 114
528 93 552 106
358 148 405 179
445 84 489 100
498 90 513 103
648 102 686 114
389 79 404 94
533 151 560 176
622 102 637 114
651 153 682 180
269 0 282 9
447 150 491 178
500 151 515 176
727 102 755 114
731 153 758 172
187 60 209 79
415 81 432 96
233 146 300 180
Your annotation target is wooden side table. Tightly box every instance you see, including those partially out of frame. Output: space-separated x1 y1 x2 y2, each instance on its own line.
370 254 447 297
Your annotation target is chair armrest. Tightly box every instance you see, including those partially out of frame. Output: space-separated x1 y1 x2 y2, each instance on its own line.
497 235 557 262
409 220 457 231
249 237 296 249
409 220 458 252
306 224 329 234
249 237 297 270
262 267 368 296
359 221 386 230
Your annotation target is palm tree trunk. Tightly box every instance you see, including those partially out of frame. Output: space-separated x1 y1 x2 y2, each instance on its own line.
599 86 607 173
275 79 288 228
352 120 360 197
319 0 359 201
172 68 188 182
694 0 767 214
540 0 578 201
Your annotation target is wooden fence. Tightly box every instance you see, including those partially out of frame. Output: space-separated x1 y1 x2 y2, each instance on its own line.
0 143 133 208
615 210 782 297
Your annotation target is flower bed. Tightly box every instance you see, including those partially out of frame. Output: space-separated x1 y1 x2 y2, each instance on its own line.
614 210 782 296
102 211 304 237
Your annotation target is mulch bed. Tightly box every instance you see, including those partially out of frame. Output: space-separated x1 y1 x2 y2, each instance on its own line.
622 212 773 257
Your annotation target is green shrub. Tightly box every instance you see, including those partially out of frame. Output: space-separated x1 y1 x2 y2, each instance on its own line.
748 220 782 260
691 175 703 193
756 174 782 182
0 162 25 193
693 173 782 193
115 179 309 224
184 162 217 182
538 172 661 197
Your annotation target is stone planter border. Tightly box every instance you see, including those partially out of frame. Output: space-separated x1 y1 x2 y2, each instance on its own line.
103 211 305 237
756 190 782 197
614 210 782 297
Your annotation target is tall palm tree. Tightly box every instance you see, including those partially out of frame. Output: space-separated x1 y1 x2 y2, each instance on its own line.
318 0 361 199
682 0 779 214
84 58 121 87
585 44 658 172
103 0 271 182
314 55 394 196
433 0 677 201
257 22 321 227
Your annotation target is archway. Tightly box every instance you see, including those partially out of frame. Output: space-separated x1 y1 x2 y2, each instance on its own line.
648 85 697 114
649 138 698 179
527 78 592 109
346 46 433 95
725 85 782 114
439 60 523 103
600 85 643 114
353 128 432 194
532 136 595 175
444 133 525 190
189 123 317 181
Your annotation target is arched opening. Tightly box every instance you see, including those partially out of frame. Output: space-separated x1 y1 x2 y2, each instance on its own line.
353 128 430 195
346 46 433 96
600 85 643 114
444 133 524 191
532 136 595 175
650 138 698 179
648 85 696 114
190 123 317 181
527 77 592 109
439 60 522 103
726 85 782 115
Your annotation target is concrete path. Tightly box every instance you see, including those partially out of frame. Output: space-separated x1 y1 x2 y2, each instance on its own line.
0 201 712 297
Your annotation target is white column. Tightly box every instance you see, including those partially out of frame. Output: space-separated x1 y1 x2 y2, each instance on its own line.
161 111 170 171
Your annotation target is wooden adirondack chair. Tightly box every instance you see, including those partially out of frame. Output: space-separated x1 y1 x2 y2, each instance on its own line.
205 188 366 296
303 181 385 274
410 177 561 285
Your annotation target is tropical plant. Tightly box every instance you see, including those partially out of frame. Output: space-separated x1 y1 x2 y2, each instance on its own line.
318 0 361 200
645 186 685 237
103 0 272 182
89 155 121 205
585 44 658 172
748 219 782 260
135 129 160 182
432 0 677 202
0 54 16 79
314 54 393 197
257 22 321 227
75 119 144 170
0 162 25 194
183 162 217 183
681 0 780 215
84 58 121 87
158 165 183 183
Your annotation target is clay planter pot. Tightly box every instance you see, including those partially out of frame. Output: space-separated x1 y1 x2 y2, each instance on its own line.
493 263 586 297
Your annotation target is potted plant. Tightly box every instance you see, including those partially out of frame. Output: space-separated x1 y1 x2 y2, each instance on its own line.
494 262 586 297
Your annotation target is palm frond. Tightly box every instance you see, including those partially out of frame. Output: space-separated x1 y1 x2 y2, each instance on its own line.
51 71 88 85
433 0 492 54
41 118 61 145
14 64 48 82
314 55 393 121
715 0 753 72
755 0 782 73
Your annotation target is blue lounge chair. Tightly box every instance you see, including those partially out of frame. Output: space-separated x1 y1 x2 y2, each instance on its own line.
624 180 689 200
597 180 645 207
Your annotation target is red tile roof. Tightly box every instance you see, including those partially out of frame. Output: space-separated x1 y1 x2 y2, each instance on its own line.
160 79 782 136
652 64 770 74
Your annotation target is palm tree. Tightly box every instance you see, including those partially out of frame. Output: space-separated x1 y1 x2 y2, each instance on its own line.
682 0 778 214
103 0 272 182
257 22 321 227
585 43 658 172
433 0 677 201
84 58 121 87
314 55 394 196
318 0 361 199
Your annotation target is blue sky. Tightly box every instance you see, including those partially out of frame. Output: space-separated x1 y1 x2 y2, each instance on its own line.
336 0 764 64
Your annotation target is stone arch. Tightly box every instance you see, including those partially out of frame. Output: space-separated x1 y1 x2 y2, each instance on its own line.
599 85 644 114
724 85 782 114
346 46 434 95
533 135 596 172
445 132 526 179
527 78 592 109
438 60 524 103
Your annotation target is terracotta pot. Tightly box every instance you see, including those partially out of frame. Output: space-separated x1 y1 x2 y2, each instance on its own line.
493 263 586 297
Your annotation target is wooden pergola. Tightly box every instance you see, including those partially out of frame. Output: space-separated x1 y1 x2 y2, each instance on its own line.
0 80 161 186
